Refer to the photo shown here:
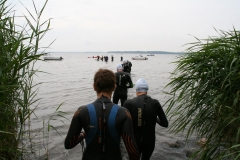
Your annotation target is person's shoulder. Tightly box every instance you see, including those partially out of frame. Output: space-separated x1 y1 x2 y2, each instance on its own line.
151 97 159 102
147 96 161 105
123 97 137 106
72 105 88 118
78 104 97 113
124 98 134 104
116 106 129 115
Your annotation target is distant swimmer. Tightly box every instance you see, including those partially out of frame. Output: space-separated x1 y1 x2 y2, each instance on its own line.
64 69 140 160
120 56 123 61
123 78 168 160
113 64 133 106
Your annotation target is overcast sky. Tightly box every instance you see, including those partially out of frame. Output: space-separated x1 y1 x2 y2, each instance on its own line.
10 0 240 52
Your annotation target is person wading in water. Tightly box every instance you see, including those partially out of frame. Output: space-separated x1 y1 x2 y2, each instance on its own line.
113 64 133 106
64 69 139 160
123 78 168 160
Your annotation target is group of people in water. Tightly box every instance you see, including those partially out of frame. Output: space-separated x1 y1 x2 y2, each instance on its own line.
96 55 130 63
96 55 114 62
64 60 168 160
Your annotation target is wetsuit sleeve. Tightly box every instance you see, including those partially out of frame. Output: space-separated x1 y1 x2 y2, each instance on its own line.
64 108 84 149
120 108 140 160
127 75 133 88
156 101 168 128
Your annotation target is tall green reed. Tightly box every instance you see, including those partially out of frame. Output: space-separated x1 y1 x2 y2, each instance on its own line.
165 28 240 159
0 0 55 159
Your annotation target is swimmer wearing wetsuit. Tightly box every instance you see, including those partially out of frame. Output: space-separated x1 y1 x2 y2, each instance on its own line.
123 78 168 160
126 60 132 73
64 69 139 160
122 60 129 73
113 64 133 106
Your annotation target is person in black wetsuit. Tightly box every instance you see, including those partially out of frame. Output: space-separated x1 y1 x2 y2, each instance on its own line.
126 60 132 73
113 64 133 106
122 60 129 73
123 78 168 160
111 55 114 61
64 69 139 160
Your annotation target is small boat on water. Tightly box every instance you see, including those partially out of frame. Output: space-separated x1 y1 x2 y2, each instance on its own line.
132 55 148 60
147 54 154 56
132 57 148 60
43 57 63 61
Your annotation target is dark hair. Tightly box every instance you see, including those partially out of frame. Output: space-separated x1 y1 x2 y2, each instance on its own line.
94 68 116 93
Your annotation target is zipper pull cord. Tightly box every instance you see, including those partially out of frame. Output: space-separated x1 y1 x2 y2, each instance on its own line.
102 102 106 153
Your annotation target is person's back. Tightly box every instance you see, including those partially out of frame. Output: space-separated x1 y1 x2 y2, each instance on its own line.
124 95 165 142
126 60 132 73
64 69 139 160
122 60 129 73
115 71 131 91
65 97 139 160
123 78 168 160
113 64 133 106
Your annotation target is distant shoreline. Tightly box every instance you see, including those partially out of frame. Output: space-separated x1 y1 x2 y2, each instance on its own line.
107 51 183 54
47 51 184 54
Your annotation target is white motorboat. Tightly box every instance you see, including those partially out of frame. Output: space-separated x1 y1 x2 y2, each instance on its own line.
132 55 148 60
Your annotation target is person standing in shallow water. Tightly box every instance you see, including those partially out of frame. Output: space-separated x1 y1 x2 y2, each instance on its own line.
123 78 168 160
113 64 133 106
64 69 139 160
122 60 129 73
126 60 132 73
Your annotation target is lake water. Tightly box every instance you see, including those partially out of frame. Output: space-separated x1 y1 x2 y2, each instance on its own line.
29 52 200 160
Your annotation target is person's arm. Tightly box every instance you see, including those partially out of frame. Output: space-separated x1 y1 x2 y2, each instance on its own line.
120 108 140 160
156 102 168 128
127 75 133 88
64 108 84 149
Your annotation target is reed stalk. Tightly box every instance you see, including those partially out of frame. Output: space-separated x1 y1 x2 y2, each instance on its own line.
0 0 51 159
165 28 240 159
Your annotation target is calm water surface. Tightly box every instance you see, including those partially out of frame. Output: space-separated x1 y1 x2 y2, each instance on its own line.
30 52 199 160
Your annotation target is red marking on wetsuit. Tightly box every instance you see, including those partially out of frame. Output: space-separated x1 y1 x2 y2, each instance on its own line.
125 110 132 120
122 134 139 160
73 109 81 118
69 134 81 148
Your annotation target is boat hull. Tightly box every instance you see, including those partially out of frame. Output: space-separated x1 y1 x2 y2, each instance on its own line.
132 57 148 60
43 57 63 60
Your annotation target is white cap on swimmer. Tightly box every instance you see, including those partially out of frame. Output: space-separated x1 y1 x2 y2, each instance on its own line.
123 60 127 64
116 64 123 70
135 78 149 92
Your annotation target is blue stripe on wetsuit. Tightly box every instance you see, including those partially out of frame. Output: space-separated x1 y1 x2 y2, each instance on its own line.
86 104 120 147
108 104 120 146
86 104 98 147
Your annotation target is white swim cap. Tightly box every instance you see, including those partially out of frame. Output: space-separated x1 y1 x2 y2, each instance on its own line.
135 78 149 92
116 64 123 70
